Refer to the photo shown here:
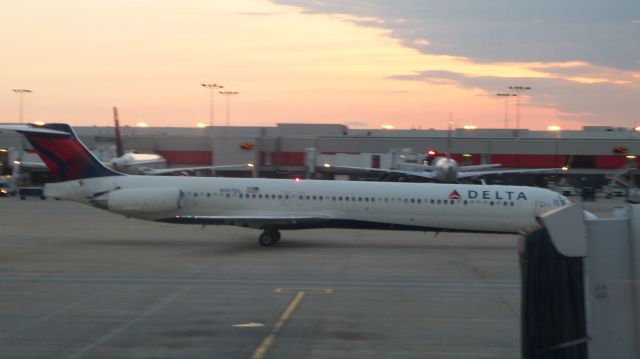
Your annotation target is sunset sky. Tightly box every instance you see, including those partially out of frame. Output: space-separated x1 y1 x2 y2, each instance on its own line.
1 0 638 130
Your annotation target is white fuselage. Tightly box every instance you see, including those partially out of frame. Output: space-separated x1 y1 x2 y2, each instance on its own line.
44 175 569 234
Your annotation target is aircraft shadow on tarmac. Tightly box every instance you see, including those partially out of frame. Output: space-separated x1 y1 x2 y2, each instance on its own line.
77 235 517 254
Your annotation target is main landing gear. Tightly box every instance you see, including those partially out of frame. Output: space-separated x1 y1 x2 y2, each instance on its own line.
258 228 281 247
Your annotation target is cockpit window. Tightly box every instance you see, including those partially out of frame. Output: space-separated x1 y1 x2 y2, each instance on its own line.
553 195 570 207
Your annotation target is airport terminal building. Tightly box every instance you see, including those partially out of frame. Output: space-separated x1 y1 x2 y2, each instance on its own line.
2 123 640 188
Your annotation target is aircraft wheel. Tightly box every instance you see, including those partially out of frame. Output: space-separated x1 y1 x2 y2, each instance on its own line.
259 230 279 247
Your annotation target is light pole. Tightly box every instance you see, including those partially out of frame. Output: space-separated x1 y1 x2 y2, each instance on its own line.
219 91 239 126
496 93 516 129
508 86 531 129
201 83 223 126
12 89 32 124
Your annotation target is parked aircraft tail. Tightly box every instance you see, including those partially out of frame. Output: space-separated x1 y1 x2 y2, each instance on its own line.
13 123 122 181
113 107 125 158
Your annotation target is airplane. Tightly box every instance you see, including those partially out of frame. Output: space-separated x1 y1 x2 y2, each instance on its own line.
108 107 167 174
324 149 561 183
109 107 252 175
0 123 581 247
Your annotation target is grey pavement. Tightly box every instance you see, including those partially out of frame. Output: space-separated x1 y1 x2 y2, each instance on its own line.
0 196 623 358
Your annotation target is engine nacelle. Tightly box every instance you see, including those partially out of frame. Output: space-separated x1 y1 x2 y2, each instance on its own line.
101 188 183 215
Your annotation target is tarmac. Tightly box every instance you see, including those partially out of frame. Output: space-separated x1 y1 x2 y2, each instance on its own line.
0 195 626 358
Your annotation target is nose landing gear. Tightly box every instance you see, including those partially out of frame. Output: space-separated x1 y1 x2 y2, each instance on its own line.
258 228 281 246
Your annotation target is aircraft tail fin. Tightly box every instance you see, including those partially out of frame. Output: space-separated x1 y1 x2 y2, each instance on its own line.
13 123 123 182
113 107 125 158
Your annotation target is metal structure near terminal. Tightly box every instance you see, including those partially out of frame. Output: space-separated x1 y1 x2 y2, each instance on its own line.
521 204 640 358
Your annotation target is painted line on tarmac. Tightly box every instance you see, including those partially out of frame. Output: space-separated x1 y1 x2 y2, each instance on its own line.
66 286 190 359
251 291 305 359
0 288 111 340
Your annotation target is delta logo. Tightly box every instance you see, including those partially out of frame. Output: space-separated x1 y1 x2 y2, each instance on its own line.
448 189 528 201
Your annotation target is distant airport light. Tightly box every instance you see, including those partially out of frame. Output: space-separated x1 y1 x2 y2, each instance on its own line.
219 91 239 126
462 154 472 158
196 122 207 128
463 125 477 130
547 125 561 131
12 89 32 124
0 148 7 152
381 124 395 130
323 163 331 168
561 166 569 171
626 155 637 160
136 122 149 127
13 160 20 165
33 121 45 126
247 163 254 167
427 150 437 156
635 126 640 132
201 83 224 126
508 86 531 130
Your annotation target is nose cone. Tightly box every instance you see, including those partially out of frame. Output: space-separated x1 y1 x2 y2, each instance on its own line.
442 159 458 182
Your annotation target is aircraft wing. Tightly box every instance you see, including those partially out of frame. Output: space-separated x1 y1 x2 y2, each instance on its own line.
323 165 438 179
14 161 48 171
159 214 333 229
456 168 561 179
143 164 253 176
458 164 502 171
